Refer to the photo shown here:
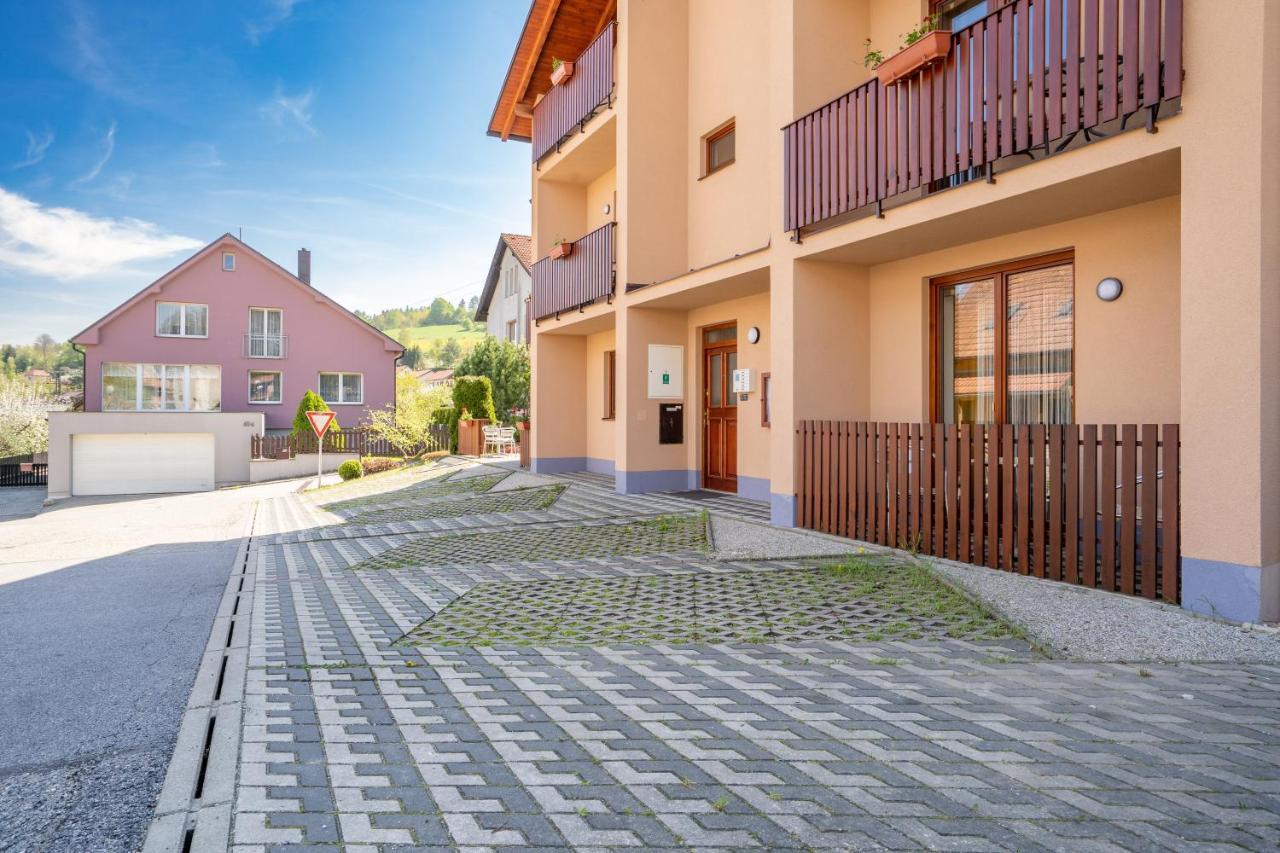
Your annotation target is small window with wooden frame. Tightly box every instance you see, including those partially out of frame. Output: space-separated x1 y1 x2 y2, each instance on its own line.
603 350 616 419
760 372 771 427
931 249 1075 425
700 119 735 178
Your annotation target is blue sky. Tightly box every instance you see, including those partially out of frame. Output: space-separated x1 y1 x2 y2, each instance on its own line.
0 0 531 343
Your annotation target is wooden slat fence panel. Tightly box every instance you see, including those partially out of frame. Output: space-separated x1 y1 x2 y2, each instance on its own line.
782 0 1183 233
250 425 450 460
795 421 1180 603
531 22 615 162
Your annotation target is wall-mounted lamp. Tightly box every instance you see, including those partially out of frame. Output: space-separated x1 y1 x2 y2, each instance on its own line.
1096 277 1123 302
602 202 612 216
746 326 761 344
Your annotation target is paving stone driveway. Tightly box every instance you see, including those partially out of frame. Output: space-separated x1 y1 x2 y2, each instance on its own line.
175 462 1280 851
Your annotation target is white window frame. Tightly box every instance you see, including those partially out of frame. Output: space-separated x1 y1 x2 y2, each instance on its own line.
156 302 209 338
247 307 285 358
222 252 236 271
248 370 283 405
101 362 222 412
318 371 363 405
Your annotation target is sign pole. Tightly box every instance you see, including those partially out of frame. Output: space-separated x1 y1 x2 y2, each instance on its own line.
318 440 323 488
305 409 337 490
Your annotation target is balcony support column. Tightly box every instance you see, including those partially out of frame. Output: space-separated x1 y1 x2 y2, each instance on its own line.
1177 0 1280 622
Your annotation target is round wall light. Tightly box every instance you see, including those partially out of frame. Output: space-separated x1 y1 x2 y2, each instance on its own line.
1096 277 1123 302
746 326 761 344
602 202 612 216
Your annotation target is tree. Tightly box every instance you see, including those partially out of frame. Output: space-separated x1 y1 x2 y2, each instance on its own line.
455 338 530 422
438 337 463 367
366 373 451 457
291 390 334 437
0 375 59 456
426 297 454 325
34 333 57 367
400 344 424 369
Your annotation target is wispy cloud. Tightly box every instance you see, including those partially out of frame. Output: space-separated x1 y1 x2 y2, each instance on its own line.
73 122 116 185
246 0 308 45
13 129 55 169
260 85 317 136
364 183 512 226
0 186 202 279
66 1 146 107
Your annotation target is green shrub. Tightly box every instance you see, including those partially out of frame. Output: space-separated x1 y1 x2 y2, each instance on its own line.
452 376 496 423
337 460 363 481
291 390 335 437
360 456 404 475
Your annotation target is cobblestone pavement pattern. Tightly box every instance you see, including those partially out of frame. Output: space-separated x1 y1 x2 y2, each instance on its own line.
178 461 1280 851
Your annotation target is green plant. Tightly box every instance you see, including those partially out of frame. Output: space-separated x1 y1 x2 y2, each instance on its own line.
291 390 334 437
337 460 363 481
452 376 497 423
863 38 884 69
903 12 944 46
360 456 405 475
551 57 563 71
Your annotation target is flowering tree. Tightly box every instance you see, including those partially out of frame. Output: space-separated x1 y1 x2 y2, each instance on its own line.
366 373 451 457
0 375 58 457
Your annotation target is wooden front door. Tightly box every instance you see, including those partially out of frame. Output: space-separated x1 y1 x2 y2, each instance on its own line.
702 326 737 492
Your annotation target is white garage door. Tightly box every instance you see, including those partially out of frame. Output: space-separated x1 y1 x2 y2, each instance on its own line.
72 433 216 496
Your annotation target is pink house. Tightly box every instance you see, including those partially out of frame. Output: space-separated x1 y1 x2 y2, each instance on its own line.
71 234 403 431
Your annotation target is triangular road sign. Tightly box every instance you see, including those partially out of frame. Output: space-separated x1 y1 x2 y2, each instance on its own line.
306 410 336 439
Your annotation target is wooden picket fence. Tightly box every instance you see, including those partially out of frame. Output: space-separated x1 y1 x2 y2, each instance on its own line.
251 425 449 460
796 421 1179 602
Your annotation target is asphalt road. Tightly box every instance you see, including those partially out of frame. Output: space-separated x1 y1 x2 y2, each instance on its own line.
0 481 297 852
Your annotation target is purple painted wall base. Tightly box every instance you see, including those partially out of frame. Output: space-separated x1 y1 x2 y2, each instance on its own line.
617 469 698 494
1182 558 1280 624
736 475 770 502
770 493 796 528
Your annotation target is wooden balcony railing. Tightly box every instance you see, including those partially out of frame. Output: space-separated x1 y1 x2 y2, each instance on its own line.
783 0 1183 234
531 222 615 321
797 421 1180 603
532 21 616 163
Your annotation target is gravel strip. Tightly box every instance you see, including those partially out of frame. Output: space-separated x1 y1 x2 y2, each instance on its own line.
711 516 866 560
928 556 1280 662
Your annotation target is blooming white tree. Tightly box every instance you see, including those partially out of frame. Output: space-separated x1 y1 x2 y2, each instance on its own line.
0 375 58 457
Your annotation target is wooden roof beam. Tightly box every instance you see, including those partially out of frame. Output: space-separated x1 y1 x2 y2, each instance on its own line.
501 0 561 141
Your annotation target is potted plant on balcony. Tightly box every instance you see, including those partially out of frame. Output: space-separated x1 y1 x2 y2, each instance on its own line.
866 13 951 87
550 56 573 87
549 238 573 260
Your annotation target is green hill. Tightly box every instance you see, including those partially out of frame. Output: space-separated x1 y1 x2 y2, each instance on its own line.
385 324 487 347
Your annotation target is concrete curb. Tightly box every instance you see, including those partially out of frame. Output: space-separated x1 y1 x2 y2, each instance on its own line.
142 502 259 852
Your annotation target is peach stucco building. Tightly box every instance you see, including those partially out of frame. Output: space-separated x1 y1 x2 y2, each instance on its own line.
487 0 1280 623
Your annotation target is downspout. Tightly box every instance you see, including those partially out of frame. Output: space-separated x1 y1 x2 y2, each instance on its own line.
71 343 86 411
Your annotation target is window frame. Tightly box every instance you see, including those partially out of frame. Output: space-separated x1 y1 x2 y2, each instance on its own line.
248 370 284 405
101 362 222 412
701 119 736 178
155 301 209 339
760 372 771 428
318 371 363 405
247 306 285 357
929 249 1075 424
603 350 616 420
222 252 236 272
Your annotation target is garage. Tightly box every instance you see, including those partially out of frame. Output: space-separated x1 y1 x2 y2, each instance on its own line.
71 433 216 496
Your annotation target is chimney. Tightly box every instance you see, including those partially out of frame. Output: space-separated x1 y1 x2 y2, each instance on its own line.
297 248 311 285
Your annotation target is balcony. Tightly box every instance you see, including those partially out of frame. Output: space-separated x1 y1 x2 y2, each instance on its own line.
532 21 615 163
244 334 288 358
531 222 615 320
783 0 1183 235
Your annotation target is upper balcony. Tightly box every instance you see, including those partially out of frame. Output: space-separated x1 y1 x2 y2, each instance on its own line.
530 222 615 321
783 0 1184 237
532 21 616 163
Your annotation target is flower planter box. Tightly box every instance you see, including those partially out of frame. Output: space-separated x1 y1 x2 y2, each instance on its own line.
550 61 573 86
518 422 531 469
875 30 952 87
457 418 490 457
549 242 573 260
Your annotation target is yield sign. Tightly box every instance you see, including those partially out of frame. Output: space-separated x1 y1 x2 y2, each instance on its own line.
306 410 336 439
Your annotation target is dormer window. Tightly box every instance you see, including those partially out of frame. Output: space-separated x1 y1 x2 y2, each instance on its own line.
156 302 209 338
222 252 236 272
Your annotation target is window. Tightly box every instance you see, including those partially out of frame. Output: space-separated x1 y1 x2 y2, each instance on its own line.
603 350 616 419
101 363 221 412
760 372 772 427
156 302 208 337
249 371 282 404
506 320 518 342
222 252 235 271
931 0 994 30
248 307 284 357
932 252 1074 425
319 372 362 405
702 120 735 177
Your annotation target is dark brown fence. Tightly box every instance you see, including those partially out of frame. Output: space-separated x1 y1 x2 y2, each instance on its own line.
0 456 47 486
251 425 449 460
531 222 615 320
796 421 1179 602
783 0 1183 233
532 21 616 162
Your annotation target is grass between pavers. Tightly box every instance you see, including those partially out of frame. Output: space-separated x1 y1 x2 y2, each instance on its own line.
352 512 710 571
320 471 508 513
345 483 566 524
399 554 1022 647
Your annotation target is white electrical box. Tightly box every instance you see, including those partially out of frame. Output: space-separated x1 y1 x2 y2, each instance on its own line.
647 344 683 398
731 367 753 394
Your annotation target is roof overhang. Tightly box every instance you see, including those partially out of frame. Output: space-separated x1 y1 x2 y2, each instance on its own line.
487 0 615 142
